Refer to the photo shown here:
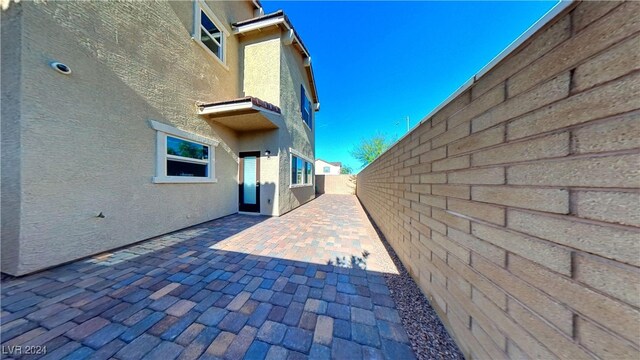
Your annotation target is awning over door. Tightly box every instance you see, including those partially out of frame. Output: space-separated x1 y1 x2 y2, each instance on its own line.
198 96 280 131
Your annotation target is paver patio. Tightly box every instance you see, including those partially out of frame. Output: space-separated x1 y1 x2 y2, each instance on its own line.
1 195 416 360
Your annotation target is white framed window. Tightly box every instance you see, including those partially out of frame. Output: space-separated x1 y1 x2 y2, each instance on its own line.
290 149 313 188
193 0 228 67
149 120 218 184
300 85 312 129
323 166 330 173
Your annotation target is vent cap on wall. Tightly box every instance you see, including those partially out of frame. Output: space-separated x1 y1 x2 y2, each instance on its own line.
50 62 71 75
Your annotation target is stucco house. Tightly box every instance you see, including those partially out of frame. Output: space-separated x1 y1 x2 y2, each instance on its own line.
315 159 342 175
0 0 320 276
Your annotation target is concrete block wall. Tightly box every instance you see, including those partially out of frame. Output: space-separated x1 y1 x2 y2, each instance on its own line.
316 175 356 195
357 2 640 359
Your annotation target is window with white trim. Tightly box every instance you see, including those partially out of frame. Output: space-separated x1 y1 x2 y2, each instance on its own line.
194 1 226 63
150 120 217 184
291 154 313 187
301 85 312 129
166 136 209 177
323 166 330 173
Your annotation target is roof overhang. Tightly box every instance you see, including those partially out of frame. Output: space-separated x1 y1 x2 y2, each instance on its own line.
232 11 320 109
198 97 281 131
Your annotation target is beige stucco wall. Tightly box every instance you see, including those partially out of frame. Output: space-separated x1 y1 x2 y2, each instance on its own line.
1 1 318 275
1 0 255 275
1 3 22 272
277 41 316 215
239 26 316 216
239 31 284 217
241 30 281 106
238 129 281 216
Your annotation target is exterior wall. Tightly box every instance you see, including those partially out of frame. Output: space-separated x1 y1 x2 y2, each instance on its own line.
315 160 341 175
357 2 640 359
277 40 316 215
241 30 281 106
316 175 356 195
239 28 316 216
1 3 22 273
239 31 284 217
238 129 281 216
1 0 255 275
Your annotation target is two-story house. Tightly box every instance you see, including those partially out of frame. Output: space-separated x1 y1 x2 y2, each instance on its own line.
0 0 320 276
315 159 342 175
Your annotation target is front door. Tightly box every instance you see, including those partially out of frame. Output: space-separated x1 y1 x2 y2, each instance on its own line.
239 152 260 213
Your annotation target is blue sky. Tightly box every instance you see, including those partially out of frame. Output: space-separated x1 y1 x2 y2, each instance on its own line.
263 1 559 172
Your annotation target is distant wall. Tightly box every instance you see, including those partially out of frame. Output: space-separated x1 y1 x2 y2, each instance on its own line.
316 175 356 195
357 2 640 359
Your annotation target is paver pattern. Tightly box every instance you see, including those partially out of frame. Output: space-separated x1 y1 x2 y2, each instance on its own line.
1 195 414 359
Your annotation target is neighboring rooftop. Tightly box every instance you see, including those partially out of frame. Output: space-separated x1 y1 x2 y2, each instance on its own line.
317 159 342 167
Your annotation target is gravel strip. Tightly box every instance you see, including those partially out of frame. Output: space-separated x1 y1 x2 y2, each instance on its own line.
364 211 465 360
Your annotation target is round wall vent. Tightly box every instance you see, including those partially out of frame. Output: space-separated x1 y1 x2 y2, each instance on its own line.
50 62 71 75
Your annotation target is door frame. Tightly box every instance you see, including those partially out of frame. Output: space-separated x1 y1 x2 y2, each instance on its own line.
239 151 261 213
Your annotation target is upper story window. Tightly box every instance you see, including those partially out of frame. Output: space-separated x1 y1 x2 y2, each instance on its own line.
194 1 227 66
323 166 330 173
301 85 312 129
150 120 218 183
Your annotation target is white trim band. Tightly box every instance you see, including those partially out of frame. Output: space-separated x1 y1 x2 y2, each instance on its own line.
197 102 281 117
289 147 314 163
149 120 219 147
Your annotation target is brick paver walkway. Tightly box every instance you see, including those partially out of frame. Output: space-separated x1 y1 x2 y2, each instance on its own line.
1 195 415 360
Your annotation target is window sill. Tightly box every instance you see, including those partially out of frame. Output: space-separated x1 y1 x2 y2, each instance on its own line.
289 184 313 189
153 177 218 184
192 38 229 71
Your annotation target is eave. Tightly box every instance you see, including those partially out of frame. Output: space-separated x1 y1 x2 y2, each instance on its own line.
198 97 281 131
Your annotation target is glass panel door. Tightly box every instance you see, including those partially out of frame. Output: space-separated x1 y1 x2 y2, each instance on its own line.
243 156 257 205
239 152 260 213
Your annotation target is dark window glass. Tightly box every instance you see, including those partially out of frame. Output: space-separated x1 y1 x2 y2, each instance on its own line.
200 29 221 58
167 136 208 160
201 11 221 39
303 162 308 184
167 160 207 177
297 158 304 184
291 156 299 184
306 162 312 184
200 11 222 59
300 86 312 129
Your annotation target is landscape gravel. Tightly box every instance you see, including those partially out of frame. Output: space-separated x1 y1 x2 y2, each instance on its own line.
368 214 466 360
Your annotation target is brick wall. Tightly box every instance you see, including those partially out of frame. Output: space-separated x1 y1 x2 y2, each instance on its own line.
357 2 640 359
316 175 356 195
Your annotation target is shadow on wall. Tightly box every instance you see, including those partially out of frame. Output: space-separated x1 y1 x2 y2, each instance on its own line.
287 186 316 215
